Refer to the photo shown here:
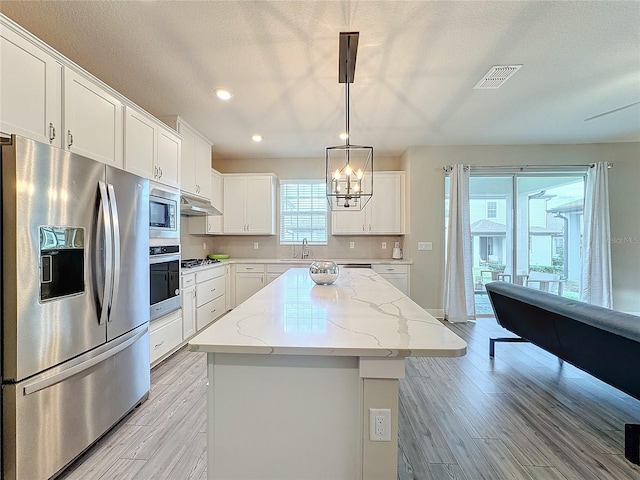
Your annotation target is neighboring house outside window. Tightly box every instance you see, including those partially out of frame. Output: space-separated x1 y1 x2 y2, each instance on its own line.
280 180 327 245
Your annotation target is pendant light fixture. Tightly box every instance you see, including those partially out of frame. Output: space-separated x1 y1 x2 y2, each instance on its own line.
326 32 373 210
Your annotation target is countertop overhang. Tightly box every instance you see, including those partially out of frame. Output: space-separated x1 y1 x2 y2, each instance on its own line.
189 268 466 358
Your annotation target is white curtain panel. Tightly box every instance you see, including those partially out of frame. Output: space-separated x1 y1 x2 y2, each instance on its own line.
581 162 613 308
444 164 476 322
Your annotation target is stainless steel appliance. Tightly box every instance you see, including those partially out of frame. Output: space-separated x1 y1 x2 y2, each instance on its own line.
181 258 221 268
149 182 179 239
180 192 222 216
150 245 181 320
1 135 151 480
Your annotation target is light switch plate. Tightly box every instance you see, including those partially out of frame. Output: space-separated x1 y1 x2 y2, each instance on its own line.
349 242 355 249
418 242 433 251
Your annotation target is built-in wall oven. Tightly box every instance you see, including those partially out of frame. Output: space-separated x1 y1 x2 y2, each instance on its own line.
149 182 179 240
150 244 181 321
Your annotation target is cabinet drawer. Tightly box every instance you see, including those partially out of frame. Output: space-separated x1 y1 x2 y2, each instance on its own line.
195 265 225 283
235 264 265 273
182 273 195 289
196 275 225 307
149 315 182 364
372 264 409 274
196 295 226 331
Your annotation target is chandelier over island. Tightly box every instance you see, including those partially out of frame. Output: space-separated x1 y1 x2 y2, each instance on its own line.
326 32 373 211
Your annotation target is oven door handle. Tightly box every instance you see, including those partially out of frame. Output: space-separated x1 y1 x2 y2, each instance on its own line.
149 254 181 265
98 181 113 326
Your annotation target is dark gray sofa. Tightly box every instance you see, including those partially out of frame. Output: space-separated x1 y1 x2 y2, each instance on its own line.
484 281 640 465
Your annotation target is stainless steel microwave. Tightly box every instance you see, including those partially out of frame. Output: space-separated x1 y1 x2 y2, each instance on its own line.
149 182 179 239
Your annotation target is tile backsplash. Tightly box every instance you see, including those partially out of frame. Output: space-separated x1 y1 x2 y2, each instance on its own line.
180 227 404 261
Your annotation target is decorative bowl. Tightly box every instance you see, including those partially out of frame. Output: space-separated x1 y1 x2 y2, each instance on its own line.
208 253 230 259
309 260 339 285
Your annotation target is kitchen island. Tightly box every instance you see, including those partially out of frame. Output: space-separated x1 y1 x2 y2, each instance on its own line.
189 267 466 480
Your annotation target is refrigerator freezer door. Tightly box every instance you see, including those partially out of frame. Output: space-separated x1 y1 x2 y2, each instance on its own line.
105 166 149 340
2 325 149 480
1 136 107 381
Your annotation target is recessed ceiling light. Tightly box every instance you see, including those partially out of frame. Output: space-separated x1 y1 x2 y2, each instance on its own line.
339 132 349 140
215 89 233 100
251 134 263 142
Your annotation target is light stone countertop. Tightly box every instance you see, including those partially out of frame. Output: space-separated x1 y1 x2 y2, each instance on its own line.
180 257 412 275
189 267 466 358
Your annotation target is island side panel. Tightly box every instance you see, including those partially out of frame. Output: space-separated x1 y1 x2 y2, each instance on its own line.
208 353 362 480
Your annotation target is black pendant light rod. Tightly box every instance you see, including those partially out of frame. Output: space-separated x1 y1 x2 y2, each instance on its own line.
339 32 359 149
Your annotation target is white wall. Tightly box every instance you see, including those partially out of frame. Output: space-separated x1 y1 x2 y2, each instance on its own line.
403 143 640 314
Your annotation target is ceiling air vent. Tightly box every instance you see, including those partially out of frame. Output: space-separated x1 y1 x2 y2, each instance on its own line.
474 65 522 89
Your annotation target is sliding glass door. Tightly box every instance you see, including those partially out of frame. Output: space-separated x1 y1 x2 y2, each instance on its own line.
446 170 586 316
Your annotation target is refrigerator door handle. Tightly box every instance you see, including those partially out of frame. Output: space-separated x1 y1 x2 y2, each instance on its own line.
21 327 147 396
107 183 121 321
98 181 114 326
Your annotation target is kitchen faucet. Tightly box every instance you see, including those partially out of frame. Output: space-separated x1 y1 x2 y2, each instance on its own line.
302 238 310 259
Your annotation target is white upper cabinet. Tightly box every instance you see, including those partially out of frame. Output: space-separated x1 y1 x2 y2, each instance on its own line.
63 68 123 168
124 107 155 178
124 107 180 188
195 135 212 199
0 21 62 147
163 116 213 200
223 174 276 235
332 171 406 235
1 15 182 176
188 168 224 235
156 125 181 187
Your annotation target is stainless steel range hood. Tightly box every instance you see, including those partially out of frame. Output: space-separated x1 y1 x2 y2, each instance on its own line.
180 194 222 216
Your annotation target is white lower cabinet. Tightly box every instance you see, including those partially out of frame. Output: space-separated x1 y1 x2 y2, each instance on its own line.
181 273 197 339
266 263 310 284
149 309 183 365
195 265 226 331
234 264 265 307
197 295 226 331
372 264 410 296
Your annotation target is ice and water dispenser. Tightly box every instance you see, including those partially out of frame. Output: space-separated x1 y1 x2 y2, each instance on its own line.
39 226 85 301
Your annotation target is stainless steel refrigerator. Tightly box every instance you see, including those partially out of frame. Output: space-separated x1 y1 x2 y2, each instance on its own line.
0 135 151 479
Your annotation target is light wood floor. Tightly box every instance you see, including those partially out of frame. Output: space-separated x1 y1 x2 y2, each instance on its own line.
60 318 640 480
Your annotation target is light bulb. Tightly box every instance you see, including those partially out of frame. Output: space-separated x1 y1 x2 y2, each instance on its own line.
356 169 363 179
333 169 341 180
353 183 359 192
345 165 352 176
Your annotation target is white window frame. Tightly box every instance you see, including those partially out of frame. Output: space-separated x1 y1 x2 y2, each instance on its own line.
487 200 497 219
279 180 328 245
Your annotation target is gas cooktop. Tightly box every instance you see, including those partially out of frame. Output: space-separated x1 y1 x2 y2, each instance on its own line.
181 258 221 268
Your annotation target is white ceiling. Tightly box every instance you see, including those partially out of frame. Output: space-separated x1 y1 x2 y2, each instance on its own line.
2 1 639 159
